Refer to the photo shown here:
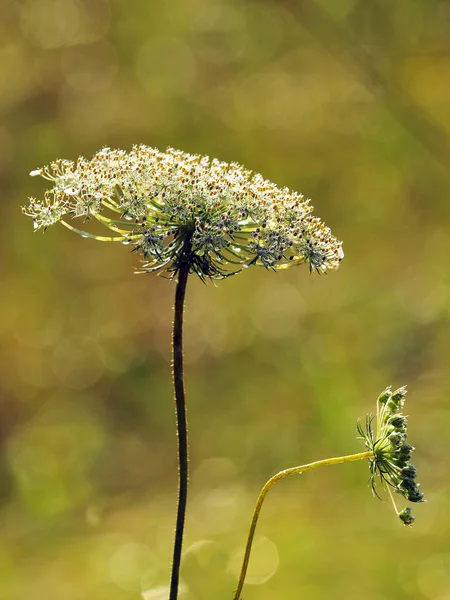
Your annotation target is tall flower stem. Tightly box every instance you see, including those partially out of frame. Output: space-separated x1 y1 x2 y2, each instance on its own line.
169 258 190 600
233 450 374 600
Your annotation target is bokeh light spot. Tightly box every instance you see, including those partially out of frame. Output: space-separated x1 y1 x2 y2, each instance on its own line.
6 401 104 517
61 41 118 92
417 554 450 599
135 37 197 98
20 0 111 49
52 335 105 389
190 486 240 534
109 542 159 592
228 535 279 585
191 4 247 64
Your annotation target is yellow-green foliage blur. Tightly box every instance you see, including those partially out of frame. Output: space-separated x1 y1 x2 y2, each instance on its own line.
1 1 449 599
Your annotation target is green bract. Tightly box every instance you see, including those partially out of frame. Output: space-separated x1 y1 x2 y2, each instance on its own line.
23 145 344 280
358 386 424 526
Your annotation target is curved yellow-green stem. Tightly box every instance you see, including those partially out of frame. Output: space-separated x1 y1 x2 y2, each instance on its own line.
233 450 374 600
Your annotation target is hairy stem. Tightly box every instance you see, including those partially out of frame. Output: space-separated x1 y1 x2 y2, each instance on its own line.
169 260 190 600
233 450 374 600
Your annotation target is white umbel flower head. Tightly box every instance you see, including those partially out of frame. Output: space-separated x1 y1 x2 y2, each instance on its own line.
23 145 344 280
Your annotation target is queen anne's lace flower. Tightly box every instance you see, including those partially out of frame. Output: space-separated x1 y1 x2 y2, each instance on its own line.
23 145 344 280
358 386 424 526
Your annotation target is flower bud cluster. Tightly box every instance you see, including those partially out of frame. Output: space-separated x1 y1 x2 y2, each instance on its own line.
358 386 424 526
23 145 343 279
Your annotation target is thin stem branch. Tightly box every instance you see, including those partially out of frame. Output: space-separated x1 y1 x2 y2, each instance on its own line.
169 258 190 600
387 484 400 515
233 450 374 600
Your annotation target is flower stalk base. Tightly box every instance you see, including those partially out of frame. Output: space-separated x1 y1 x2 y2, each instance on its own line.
169 262 190 600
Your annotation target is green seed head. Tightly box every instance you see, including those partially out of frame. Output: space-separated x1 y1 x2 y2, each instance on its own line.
377 387 392 405
389 414 408 431
357 385 424 525
399 507 415 526
387 386 407 411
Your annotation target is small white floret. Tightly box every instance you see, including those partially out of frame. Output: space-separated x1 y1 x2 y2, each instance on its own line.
64 187 79 195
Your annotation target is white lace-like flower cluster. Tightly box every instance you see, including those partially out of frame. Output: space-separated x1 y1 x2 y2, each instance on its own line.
23 145 344 279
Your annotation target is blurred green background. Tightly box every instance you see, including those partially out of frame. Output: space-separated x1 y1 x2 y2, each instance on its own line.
1 0 449 598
